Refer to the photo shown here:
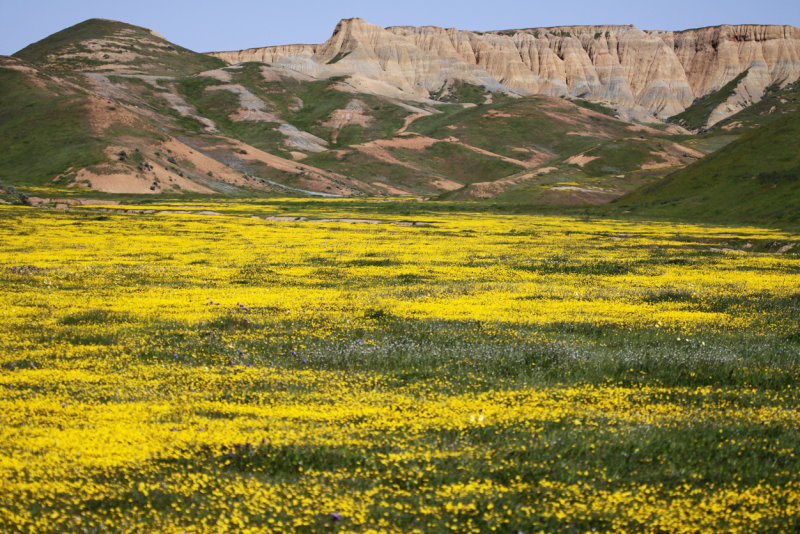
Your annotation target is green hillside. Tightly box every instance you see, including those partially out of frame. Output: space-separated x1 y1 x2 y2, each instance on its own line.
668 72 747 131
14 18 223 76
3 17 799 211
615 111 800 224
408 95 683 171
714 79 800 132
0 63 104 187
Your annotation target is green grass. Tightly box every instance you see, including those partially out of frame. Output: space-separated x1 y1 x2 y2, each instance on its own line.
326 52 350 64
409 96 643 164
423 142 524 182
278 77 407 144
177 75 286 152
434 82 488 104
334 124 364 146
580 141 666 176
303 150 426 193
304 140 524 193
0 69 105 187
13 18 224 76
672 132 739 154
616 110 800 224
713 79 800 132
569 98 616 117
669 71 748 130
13 19 132 62
179 65 408 152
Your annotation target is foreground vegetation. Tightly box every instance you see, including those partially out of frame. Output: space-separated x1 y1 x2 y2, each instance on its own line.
1 200 799 532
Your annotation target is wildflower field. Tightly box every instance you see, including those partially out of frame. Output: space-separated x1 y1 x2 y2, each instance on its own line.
1 199 799 533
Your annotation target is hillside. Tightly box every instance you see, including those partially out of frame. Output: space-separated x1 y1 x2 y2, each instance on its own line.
614 110 800 224
211 19 800 124
1 17 798 214
1 18 708 204
14 18 224 76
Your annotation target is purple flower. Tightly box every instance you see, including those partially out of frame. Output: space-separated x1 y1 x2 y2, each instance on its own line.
331 512 342 521
291 350 297 356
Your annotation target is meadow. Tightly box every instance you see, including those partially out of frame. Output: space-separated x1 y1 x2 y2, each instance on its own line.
1 200 799 533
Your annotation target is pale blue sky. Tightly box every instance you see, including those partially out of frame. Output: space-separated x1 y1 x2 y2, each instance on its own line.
2 0 799 56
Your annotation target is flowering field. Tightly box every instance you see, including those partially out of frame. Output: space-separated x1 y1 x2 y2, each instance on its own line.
1 200 799 533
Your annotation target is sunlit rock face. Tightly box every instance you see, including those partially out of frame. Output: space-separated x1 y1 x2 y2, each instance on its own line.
210 19 800 124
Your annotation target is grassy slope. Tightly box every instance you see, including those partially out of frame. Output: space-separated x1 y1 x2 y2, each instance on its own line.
0 67 104 187
406 95 695 203
14 18 224 76
13 19 131 62
615 110 800 224
11 18 797 207
304 141 525 195
409 96 622 156
409 95 674 171
668 72 748 131
177 65 410 156
714 79 800 132
37 62 648 198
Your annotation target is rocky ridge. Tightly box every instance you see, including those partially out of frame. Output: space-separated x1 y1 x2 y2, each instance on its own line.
210 19 800 126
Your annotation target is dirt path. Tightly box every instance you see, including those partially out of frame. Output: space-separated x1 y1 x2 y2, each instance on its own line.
351 136 439 170
396 112 430 134
443 137 537 169
220 137 377 196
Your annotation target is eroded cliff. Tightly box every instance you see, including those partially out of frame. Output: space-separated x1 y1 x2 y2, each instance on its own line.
210 19 800 125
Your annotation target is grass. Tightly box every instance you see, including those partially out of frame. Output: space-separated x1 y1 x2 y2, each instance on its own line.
408 95 661 169
14 18 224 76
276 76 407 144
14 19 135 62
302 150 422 191
668 71 748 130
176 75 286 153
617 109 800 224
422 142 524 183
304 139 525 193
569 98 616 117
176 65 409 156
713 79 800 132
434 82 488 104
580 141 666 176
1 201 799 532
0 69 105 187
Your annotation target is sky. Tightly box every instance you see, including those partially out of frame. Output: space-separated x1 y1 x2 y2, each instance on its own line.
1 0 799 56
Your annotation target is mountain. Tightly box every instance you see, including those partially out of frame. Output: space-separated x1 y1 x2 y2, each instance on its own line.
14 18 224 76
0 17 797 214
210 19 800 127
613 109 800 223
1 20 386 198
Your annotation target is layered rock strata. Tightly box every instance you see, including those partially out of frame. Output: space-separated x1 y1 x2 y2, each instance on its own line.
210 19 800 125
